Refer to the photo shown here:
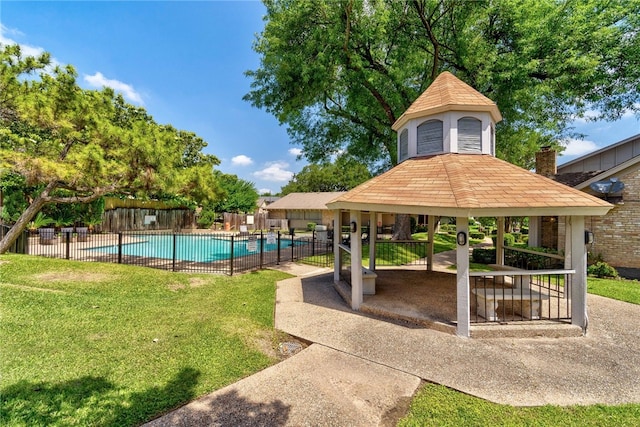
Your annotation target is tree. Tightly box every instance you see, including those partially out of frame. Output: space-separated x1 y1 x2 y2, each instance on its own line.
245 0 640 237
280 156 371 194
0 45 223 252
209 172 259 214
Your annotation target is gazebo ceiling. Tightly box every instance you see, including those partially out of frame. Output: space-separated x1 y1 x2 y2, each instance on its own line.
326 154 613 217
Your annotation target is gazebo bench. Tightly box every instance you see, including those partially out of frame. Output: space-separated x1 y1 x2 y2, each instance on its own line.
346 266 378 295
472 287 549 321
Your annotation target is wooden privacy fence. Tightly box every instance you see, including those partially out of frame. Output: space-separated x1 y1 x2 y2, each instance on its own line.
101 208 196 232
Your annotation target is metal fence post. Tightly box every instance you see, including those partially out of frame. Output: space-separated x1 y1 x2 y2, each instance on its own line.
229 235 234 275
259 230 264 269
277 231 281 265
290 229 295 261
312 229 316 257
118 232 123 264
65 231 71 259
172 233 177 272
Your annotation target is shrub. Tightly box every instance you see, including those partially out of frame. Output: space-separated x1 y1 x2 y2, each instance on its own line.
491 233 515 247
469 231 485 240
197 210 217 228
307 222 316 231
472 248 496 264
588 261 619 278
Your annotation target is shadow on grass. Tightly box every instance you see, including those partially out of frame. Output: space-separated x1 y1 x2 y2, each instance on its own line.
1 368 202 426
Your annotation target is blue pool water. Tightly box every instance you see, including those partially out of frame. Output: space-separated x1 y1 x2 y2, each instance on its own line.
85 234 297 262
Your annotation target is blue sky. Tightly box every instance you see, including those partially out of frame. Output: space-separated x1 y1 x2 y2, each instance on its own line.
1 1 639 194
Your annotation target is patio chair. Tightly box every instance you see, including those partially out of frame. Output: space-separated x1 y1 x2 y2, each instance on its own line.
76 227 90 242
39 228 57 245
239 225 249 237
60 227 74 242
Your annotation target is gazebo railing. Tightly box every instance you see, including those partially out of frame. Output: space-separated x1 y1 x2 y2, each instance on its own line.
469 269 574 324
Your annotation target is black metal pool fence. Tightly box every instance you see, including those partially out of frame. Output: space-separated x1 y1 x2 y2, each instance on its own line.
2 226 334 275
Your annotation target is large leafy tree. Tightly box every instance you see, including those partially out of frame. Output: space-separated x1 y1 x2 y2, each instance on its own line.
0 45 223 252
245 0 640 171
280 156 371 195
209 172 259 214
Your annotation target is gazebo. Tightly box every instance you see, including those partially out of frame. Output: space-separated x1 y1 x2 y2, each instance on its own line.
326 72 612 338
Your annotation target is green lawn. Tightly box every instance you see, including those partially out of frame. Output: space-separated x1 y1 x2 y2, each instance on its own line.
398 383 640 427
0 254 291 426
3 252 640 426
588 276 640 305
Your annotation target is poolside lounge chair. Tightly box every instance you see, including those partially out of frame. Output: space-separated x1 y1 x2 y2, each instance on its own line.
39 228 57 245
76 227 90 242
60 227 75 242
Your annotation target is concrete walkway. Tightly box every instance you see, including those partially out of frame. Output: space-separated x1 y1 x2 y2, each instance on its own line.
146 260 640 426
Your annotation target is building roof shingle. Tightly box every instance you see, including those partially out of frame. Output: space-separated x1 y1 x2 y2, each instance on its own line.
267 192 346 211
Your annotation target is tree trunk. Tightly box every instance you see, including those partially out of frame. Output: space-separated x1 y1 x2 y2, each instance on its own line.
0 194 48 254
392 213 412 240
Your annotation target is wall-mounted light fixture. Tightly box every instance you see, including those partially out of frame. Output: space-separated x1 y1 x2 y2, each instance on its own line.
585 230 594 245
350 221 357 233
456 231 467 246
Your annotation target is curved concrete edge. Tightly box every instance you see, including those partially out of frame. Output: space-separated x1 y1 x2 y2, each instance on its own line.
143 344 422 427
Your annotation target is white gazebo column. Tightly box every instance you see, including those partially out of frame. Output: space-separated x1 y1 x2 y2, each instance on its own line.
333 210 342 283
369 211 376 271
569 216 588 332
427 215 435 271
528 216 541 247
456 216 471 337
350 210 363 310
496 217 505 265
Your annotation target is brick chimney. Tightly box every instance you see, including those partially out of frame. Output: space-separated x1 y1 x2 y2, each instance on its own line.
535 146 557 178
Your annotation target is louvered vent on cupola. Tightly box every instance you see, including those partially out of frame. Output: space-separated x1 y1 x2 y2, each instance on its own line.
392 72 502 163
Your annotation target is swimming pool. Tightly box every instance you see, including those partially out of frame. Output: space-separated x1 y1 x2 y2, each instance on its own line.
85 233 298 263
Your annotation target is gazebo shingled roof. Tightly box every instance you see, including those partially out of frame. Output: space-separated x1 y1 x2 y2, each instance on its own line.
392 71 502 131
327 154 612 217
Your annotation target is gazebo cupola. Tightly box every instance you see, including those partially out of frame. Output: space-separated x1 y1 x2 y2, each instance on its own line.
392 71 502 162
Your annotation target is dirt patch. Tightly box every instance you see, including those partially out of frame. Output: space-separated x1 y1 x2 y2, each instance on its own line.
188 277 208 288
33 272 111 283
167 283 187 291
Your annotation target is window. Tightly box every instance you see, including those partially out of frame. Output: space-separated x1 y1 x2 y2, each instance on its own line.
458 117 482 153
399 129 409 161
417 120 443 155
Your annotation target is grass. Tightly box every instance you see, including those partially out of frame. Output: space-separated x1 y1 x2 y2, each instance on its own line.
588 277 640 304
398 383 640 427
0 254 292 426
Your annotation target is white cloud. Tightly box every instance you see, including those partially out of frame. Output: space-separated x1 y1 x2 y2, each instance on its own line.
258 188 273 195
84 72 143 105
288 147 302 157
253 161 294 182
0 24 59 68
560 138 599 157
231 154 253 166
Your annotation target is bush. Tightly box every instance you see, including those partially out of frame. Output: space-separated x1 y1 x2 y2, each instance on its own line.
491 233 515 247
469 231 485 240
588 261 619 278
197 210 217 228
307 222 316 231
472 248 496 264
